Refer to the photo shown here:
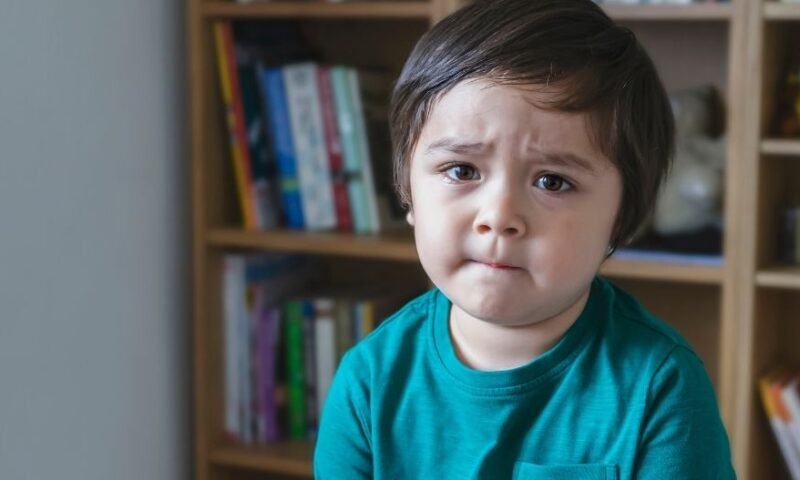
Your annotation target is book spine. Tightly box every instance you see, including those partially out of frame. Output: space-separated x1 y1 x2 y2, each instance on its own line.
335 299 354 360
283 63 338 231
257 307 280 443
239 61 280 229
284 300 307 439
330 66 371 234
317 66 353 232
782 376 800 462
314 299 337 421
222 255 244 442
212 22 258 229
259 66 305 229
347 68 382 233
302 300 318 439
760 376 800 480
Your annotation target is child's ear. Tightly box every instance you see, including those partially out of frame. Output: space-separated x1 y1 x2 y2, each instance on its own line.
406 209 415 226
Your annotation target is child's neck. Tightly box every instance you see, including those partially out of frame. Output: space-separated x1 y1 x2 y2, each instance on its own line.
448 289 590 372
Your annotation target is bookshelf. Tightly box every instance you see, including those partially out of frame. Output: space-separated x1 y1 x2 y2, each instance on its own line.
186 1 794 479
730 2 800 479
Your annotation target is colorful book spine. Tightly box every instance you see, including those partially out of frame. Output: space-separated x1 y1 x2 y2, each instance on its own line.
314 299 337 421
284 300 307 439
259 66 305 229
239 61 280 229
302 300 318 439
347 68 382 233
317 66 353 232
222 255 246 441
330 65 372 234
760 373 800 480
782 375 800 464
256 307 280 442
283 63 337 231
212 22 258 229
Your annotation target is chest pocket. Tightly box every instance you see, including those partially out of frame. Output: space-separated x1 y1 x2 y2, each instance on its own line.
514 462 618 480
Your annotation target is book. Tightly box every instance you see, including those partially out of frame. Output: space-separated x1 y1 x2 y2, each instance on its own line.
314 299 337 423
222 255 247 441
283 63 338 231
330 65 373 233
318 66 353 232
760 371 800 480
237 56 281 229
258 65 305 229
783 374 800 463
284 300 307 439
213 22 258 229
348 68 383 233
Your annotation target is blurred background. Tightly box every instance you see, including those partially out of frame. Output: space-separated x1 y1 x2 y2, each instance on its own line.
1 0 800 479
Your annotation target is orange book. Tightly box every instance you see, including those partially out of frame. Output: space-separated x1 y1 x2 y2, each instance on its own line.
213 21 257 229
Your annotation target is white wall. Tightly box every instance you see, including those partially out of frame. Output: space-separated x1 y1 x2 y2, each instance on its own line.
0 1 188 479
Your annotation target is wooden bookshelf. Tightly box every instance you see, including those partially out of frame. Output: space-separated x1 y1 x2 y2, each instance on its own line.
756 266 800 290
201 1 432 20
210 443 314 477
762 138 800 156
187 0 793 479
764 1 800 20
602 3 733 21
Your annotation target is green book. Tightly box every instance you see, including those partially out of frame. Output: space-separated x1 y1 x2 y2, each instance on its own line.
284 300 307 439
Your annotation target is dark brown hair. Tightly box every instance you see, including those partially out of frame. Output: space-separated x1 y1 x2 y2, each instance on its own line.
389 0 674 252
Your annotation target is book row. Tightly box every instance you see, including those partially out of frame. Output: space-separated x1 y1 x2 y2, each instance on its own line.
759 366 800 480
222 253 416 444
213 21 403 234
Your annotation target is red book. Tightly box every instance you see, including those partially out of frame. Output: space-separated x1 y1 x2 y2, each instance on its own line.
317 66 353 232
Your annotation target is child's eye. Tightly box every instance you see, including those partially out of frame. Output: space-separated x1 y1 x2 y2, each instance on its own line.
534 174 573 192
444 164 480 182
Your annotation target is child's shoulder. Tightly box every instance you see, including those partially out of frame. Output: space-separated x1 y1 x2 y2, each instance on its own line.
597 276 701 367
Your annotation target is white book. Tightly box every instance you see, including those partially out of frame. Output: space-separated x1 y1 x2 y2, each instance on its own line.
314 299 338 422
223 255 245 440
347 68 382 233
283 63 337 231
783 376 800 459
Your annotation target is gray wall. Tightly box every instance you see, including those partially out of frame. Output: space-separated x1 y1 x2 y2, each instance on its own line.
0 1 188 479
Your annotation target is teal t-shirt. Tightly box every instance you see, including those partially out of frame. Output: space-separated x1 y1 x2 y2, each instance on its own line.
314 277 736 479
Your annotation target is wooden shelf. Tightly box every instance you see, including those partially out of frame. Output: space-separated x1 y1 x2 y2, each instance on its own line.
600 257 723 285
210 442 313 477
762 139 800 156
201 1 432 20
208 228 723 283
756 265 800 290
602 4 732 21
207 228 419 262
765 2 800 20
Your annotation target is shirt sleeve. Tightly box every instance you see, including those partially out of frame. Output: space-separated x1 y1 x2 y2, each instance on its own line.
634 345 736 480
314 350 373 479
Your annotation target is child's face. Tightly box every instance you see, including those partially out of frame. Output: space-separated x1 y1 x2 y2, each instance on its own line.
406 79 622 327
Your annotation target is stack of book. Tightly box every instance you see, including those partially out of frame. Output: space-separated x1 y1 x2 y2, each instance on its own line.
222 252 418 445
213 21 403 234
759 366 800 480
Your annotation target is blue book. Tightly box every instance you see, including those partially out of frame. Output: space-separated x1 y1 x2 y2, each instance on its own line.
258 65 305 229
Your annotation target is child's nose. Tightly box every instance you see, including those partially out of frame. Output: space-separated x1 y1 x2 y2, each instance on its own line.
473 185 527 239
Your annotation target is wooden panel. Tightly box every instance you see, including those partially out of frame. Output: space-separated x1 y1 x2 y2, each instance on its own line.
622 21 729 95
601 258 723 285
202 1 432 20
211 443 314 478
762 139 800 156
765 2 800 21
756 266 800 290
605 279 722 389
604 4 732 21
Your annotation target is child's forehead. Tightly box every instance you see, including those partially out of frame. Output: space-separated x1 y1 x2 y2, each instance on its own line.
417 78 609 165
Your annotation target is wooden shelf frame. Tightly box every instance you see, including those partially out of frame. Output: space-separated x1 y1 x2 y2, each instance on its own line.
756 266 800 290
201 1 433 20
761 138 800 156
764 1 800 21
210 443 314 477
602 3 733 21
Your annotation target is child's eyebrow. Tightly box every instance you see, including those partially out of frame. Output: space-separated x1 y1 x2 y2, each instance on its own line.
531 148 599 175
424 138 491 156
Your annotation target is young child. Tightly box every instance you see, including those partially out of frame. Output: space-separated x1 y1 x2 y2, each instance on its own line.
315 0 736 478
